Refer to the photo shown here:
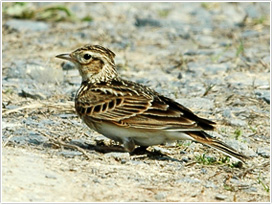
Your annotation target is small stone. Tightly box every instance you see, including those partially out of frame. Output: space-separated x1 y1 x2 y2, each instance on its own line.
58 114 78 119
59 150 83 158
177 72 182 79
181 157 189 163
115 56 126 67
195 35 215 47
241 30 260 38
25 63 63 83
153 146 172 155
176 97 214 111
176 177 201 184
204 64 228 74
20 89 46 100
247 187 257 192
215 194 227 200
257 147 270 158
180 150 187 155
229 119 247 127
135 17 161 27
154 192 166 200
262 56 270 64
205 181 217 189
104 152 130 161
69 139 90 149
230 177 240 184
129 160 145 166
255 90 270 104
191 193 197 197
45 174 57 179
2 122 21 129
222 108 232 118
201 168 207 174
61 61 75 71
93 178 100 183
5 19 49 31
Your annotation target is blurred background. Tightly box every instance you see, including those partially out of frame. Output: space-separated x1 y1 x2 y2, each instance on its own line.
2 2 270 202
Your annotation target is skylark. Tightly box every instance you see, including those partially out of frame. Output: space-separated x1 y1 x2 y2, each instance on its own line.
56 45 248 162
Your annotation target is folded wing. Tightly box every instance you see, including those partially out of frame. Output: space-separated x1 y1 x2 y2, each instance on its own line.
76 79 215 131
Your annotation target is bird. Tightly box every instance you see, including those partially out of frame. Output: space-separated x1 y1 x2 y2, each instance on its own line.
56 44 248 162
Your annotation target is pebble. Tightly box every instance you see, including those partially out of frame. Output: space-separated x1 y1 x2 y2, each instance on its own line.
154 192 167 200
204 64 228 74
69 139 90 149
135 17 161 27
229 119 247 127
176 97 214 111
246 187 258 193
28 132 48 145
257 147 270 158
93 178 100 183
205 181 217 189
104 152 130 161
255 90 270 104
181 157 189 163
195 35 215 47
230 177 240 185
59 150 83 158
5 19 49 31
245 4 263 18
25 63 63 83
180 150 187 155
45 174 57 179
61 61 76 71
222 108 232 118
58 114 78 119
121 159 126 164
245 149 258 158
184 49 216 56
6 130 48 145
20 89 46 100
215 194 227 200
241 30 260 38
129 160 145 166
176 177 201 184
201 168 207 174
153 146 173 155
262 56 270 64
2 121 21 129
7 60 63 83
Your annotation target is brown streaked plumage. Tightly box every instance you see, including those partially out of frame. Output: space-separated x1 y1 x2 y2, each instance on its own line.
56 44 249 162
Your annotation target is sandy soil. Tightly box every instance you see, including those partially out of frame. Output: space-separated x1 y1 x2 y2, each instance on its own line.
2 2 270 202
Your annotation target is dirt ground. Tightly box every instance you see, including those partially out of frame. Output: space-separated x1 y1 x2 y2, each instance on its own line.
2 2 270 202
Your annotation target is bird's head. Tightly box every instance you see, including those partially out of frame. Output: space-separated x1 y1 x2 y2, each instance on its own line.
56 45 117 83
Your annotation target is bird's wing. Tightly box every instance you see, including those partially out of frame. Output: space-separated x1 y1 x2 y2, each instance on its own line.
117 94 215 131
76 79 215 131
75 81 153 121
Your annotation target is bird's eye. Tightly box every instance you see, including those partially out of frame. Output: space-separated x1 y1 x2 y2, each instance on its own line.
83 53 92 60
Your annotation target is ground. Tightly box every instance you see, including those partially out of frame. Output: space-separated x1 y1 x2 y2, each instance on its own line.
2 2 270 202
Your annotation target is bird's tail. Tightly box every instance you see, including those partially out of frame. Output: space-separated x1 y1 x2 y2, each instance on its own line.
186 131 249 162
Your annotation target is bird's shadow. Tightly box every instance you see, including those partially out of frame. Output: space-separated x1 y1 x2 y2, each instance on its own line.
70 140 183 163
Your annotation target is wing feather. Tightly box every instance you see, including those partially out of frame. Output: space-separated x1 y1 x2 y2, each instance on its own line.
76 79 215 131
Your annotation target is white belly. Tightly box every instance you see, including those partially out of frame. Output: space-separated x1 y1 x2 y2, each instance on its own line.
83 117 194 146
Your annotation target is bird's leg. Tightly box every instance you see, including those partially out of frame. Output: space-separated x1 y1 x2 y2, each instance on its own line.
123 138 135 152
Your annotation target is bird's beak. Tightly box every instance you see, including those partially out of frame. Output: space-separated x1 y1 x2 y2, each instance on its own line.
55 53 73 61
